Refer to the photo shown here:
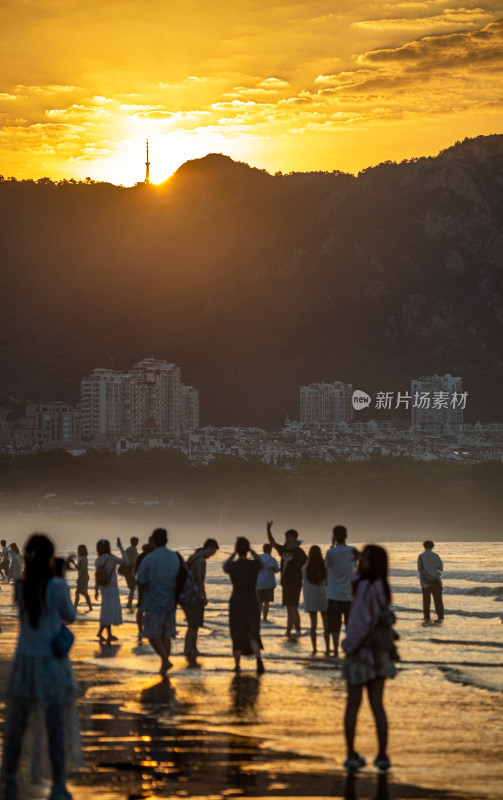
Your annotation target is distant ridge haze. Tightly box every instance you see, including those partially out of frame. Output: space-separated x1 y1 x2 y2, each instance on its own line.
0 134 502 427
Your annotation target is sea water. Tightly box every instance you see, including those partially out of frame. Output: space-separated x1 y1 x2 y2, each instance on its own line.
1 538 502 798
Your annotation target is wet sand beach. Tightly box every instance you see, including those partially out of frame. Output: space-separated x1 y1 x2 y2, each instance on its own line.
1 540 502 800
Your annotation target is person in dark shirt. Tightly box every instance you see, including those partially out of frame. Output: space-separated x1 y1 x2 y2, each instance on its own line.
266 521 307 637
223 537 264 675
182 538 219 666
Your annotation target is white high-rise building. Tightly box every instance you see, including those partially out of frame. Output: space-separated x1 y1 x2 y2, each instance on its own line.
80 358 198 442
411 373 464 427
181 385 199 431
130 358 182 436
300 381 353 425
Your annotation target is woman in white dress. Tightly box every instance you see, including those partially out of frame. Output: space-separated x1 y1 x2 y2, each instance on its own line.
302 545 329 656
94 538 127 643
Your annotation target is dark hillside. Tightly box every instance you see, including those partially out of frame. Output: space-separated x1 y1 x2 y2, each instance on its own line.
0 135 502 425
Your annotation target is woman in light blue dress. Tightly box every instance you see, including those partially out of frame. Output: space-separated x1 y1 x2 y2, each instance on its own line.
1 533 81 800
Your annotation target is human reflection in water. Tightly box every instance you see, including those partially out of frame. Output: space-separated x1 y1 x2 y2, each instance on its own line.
345 770 389 800
140 677 176 707
95 642 120 658
230 674 261 717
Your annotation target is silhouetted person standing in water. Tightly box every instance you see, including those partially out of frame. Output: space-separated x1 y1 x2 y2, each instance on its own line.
0 539 9 581
256 543 279 622
418 540 444 624
342 545 397 772
267 521 307 637
224 537 264 675
302 545 329 655
325 525 358 658
182 538 219 666
74 544 92 611
136 528 179 676
124 536 139 611
95 538 127 643
8 543 22 584
135 541 154 644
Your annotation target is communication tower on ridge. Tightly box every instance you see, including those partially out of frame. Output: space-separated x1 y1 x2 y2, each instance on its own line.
144 139 151 184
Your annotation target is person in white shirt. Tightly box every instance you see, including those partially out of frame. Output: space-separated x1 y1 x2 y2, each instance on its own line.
256 544 279 622
136 527 180 675
325 525 358 658
418 540 444 624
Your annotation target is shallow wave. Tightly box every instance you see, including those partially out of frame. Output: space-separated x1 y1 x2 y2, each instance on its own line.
438 665 503 694
430 638 503 649
390 568 503 583
465 585 503 596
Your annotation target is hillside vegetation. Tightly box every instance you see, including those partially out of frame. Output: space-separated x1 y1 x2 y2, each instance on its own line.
1 135 502 426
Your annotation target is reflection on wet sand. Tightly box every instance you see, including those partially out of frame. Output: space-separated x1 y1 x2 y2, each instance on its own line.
140 677 176 707
345 771 389 800
69 665 477 800
95 643 122 658
230 674 261 715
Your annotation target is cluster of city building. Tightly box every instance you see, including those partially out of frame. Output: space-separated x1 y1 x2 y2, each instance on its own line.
0 365 502 464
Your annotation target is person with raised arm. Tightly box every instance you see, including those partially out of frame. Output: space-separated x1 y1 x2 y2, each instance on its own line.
266 520 307 637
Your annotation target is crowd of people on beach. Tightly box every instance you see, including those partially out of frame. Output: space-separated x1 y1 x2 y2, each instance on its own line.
0 525 446 799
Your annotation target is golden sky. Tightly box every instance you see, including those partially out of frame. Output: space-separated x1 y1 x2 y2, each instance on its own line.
1 0 502 184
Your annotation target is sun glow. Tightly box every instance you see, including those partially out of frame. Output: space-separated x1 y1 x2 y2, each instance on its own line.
92 132 255 187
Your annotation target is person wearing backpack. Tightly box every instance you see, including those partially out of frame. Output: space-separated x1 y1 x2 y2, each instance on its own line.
94 538 128 644
181 538 219 666
135 528 180 676
341 545 397 773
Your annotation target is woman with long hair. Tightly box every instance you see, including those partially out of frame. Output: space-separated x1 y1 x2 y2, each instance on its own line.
8 543 22 584
1 533 80 800
302 545 329 655
95 537 127 643
341 544 397 772
223 537 265 675
74 544 92 612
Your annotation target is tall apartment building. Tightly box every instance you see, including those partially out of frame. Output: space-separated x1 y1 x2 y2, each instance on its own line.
411 373 464 426
300 381 353 425
181 384 199 431
80 359 199 442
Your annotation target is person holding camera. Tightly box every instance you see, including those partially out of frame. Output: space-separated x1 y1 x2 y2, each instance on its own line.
223 537 264 675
